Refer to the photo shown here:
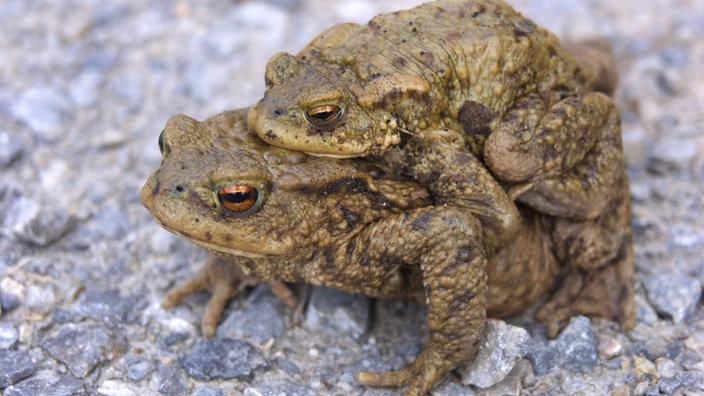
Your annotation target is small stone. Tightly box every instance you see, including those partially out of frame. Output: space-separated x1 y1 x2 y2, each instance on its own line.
634 293 660 324
2 196 72 247
96 379 137 396
42 323 128 378
216 287 285 343
244 381 316 396
668 224 702 249
0 131 22 168
632 355 658 379
658 377 682 395
0 321 19 349
647 137 697 174
655 357 677 378
561 375 592 395
110 71 144 105
633 381 650 396
126 359 154 381
0 292 21 312
68 69 103 107
90 205 131 240
11 86 70 141
629 323 669 360
610 383 630 396
603 357 624 370
191 386 225 396
596 333 624 360
458 320 530 388
526 316 598 375
305 287 369 339
430 381 476 395
676 371 704 392
74 289 134 325
0 349 36 388
643 274 701 323
156 364 188 395
25 283 58 314
180 338 268 380
3 370 85 396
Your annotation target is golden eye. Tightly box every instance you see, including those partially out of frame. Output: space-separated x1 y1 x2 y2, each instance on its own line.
305 105 343 129
217 185 259 213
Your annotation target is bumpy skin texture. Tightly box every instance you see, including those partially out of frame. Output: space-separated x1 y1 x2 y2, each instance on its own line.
142 109 634 395
247 0 626 225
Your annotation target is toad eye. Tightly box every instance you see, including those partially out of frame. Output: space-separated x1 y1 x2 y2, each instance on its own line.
217 185 259 213
305 105 343 129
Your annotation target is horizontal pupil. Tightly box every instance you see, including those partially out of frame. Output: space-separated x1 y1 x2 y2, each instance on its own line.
312 111 334 120
222 192 250 203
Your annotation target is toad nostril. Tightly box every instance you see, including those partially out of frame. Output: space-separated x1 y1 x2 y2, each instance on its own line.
174 185 185 193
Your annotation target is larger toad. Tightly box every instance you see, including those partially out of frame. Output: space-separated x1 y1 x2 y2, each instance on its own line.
142 109 633 395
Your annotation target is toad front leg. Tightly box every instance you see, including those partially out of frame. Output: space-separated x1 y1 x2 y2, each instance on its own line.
406 128 521 256
162 256 297 337
349 206 487 396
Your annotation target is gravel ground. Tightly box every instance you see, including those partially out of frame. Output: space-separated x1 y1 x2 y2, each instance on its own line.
1 0 703 395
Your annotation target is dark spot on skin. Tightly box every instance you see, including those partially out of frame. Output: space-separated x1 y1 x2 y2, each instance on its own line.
314 177 368 197
345 240 356 262
449 287 477 309
411 27 418 33
418 51 435 67
273 108 284 116
204 231 212 241
443 246 473 276
367 166 386 179
373 81 431 109
471 5 486 17
323 248 335 269
446 30 462 41
151 181 161 196
393 56 407 68
415 169 441 185
224 234 233 242
411 211 432 231
265 130 278 140
341 208 360 228
458 101 498 136
547 45 557 58
552 107 567 119
359 255 370 267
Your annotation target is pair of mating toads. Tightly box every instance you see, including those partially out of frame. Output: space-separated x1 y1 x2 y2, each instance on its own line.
142 0 634 394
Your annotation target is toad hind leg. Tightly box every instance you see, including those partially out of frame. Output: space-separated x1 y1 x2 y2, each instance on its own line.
350 207 487 396
536 172 634 337
485 92 622 220
514 97 624 219
536 234 634 337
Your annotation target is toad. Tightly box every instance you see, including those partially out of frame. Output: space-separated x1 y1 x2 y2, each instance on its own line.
141 108 633 395
248 0 625 225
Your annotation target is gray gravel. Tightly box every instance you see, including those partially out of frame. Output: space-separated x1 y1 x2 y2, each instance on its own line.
1 0 703 395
